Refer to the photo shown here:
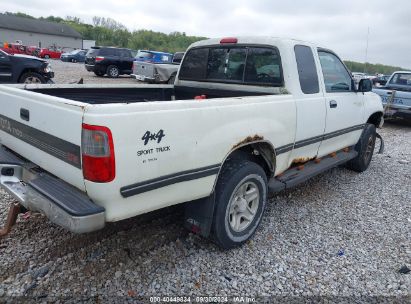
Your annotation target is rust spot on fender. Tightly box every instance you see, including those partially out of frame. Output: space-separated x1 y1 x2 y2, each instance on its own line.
232 134 264 150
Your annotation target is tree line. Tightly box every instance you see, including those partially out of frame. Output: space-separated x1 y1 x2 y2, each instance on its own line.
344 61 407 76
4 12 206 53
3 12 410 73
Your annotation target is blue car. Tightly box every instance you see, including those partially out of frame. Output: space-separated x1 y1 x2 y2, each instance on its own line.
60 49 87 63
134 50 173 63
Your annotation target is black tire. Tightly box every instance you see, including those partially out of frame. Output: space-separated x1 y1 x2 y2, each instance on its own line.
211 159 267 249
94 71 105 77
346 123 376 172
19 72 46 84
44 55 50 59
167 74 176 84
107 65 120 78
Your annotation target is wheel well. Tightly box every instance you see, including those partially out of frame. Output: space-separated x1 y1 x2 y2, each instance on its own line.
224 142 275 178
18 69 37 82
367 112 383 127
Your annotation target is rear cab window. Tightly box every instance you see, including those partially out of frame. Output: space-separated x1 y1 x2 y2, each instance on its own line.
179 45 283 86
136 51 154 59
389 73 411 86
119 49 132 58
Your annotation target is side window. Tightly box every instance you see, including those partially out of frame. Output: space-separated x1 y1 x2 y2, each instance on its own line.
179 48 209 80
99 48 115 56
318 51 353 92
244 48 282 85
295 45 319 94
120 49 131 57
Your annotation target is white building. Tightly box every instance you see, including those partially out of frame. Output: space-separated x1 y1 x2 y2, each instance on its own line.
0 14 82 50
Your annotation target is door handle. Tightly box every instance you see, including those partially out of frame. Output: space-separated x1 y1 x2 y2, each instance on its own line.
329 100 337 108
20 108 30 121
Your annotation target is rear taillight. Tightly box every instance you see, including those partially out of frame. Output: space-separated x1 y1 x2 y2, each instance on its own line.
95 56 104 62
81 124 115 183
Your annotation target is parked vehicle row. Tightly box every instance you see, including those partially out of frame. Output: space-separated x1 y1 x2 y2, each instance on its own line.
1 43 39 56
84 47 184 79
0 37 384 249
372 75 390 86
1 42 91 62
352 71 392 87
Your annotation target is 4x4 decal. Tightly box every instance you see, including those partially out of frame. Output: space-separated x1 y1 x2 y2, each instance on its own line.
141 130 165 145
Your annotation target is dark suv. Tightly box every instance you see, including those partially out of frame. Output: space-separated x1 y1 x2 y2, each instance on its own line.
0 50 54 84
85 47 135 78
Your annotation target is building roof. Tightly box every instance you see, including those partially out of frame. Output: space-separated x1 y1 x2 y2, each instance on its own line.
0 14 82 39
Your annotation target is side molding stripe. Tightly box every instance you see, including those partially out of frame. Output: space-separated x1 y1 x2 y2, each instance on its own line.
275 124 364 155
121 124 365 198
120 164 221 198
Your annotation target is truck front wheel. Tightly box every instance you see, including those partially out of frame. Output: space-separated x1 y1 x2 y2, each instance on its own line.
19 72 46 84
346 123 376 172
211 160 267 249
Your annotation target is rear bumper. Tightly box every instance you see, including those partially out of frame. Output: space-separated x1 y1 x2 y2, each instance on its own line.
131 74 154 82
384 105 411 119
85 64 105 73
85 64 95 72
0 146 105 233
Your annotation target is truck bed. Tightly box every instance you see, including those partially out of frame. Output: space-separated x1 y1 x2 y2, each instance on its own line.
29 84 175 104
10 83 277 104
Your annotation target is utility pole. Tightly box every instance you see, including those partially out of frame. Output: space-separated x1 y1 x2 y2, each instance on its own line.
364 27 370 74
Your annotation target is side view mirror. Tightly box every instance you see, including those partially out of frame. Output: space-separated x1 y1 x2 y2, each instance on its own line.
358 78 372 92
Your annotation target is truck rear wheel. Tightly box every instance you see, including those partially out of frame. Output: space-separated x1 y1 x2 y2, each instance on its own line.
211 159 267 249
346 123 376 172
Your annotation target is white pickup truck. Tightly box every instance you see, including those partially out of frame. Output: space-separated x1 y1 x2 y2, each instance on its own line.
0 37 384 248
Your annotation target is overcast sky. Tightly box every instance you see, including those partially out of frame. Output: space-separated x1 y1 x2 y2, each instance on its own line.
2 0 410 68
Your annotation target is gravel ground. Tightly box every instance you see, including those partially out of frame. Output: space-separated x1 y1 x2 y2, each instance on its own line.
47 59 137 85
0 120 410 302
